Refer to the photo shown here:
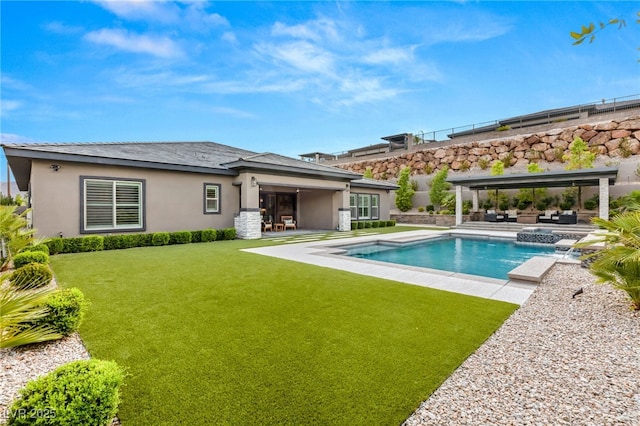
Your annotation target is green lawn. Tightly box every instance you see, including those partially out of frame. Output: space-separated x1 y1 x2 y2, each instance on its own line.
50 232 517 425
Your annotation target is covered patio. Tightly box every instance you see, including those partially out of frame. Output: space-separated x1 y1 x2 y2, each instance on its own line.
447 167 619 226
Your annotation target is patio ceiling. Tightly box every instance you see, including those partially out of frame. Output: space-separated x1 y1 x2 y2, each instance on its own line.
447 166 619 190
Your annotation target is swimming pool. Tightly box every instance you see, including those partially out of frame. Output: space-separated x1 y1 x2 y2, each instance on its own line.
342 236 555 280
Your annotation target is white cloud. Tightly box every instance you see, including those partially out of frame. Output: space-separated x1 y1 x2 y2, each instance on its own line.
222 32 237 44
44 21 83 34
255 41 335 75
363 47 414 64
1 100 23 112
271 18 339 43
84 29 183 58
93 0 181 24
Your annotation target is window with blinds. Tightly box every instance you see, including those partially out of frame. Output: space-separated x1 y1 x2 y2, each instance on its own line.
83 178 143 231
204 183 220 214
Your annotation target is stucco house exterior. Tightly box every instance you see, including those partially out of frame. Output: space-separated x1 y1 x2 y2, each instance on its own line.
2 141 397 239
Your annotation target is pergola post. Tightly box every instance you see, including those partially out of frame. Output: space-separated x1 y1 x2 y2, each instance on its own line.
455 185 463 225
472 190 479 212
599 177 609 220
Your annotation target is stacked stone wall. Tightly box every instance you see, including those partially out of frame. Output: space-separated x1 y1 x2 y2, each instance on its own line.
335 116 640 180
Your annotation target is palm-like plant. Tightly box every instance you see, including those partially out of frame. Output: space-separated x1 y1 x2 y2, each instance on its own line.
0 205 36 271
0 275 63 348
577 208 640 310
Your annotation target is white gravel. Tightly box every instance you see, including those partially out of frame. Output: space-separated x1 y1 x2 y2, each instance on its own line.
404 263 640 425
2 263 638 425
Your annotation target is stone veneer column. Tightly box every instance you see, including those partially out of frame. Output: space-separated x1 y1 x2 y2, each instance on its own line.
472 190 479 212
338 208 351 231
599 177 610 220
234 208 261 239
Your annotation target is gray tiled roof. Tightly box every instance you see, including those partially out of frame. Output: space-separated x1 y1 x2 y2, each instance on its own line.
3 141 257 170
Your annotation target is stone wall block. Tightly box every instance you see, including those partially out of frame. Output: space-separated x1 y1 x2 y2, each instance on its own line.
617 119 640 130
589 131 611 146
595 121 618 131
580 129 598 141
611 129 631 139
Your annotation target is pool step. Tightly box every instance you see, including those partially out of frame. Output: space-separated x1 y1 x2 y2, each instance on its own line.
507 256 557 283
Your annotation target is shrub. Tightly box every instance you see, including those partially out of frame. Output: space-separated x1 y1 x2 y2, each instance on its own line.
584 196 599 210
169 231 192 245
350 221 357 231
24 244 50 256
133 233 153 247
387 220 396 227
417 206 425 212
28 288 88 336
201 229 217 242
151 232 170 246
7 359 124 426
62 237 84 254
395 166 415 212
10 264 53 290
222 228 236 240
81 236 104 252
357 221 365 229
13 251 49 269
104 235 129 251
371 221 379 228
44 238 64 255
190 230 202 243
363 221 371 228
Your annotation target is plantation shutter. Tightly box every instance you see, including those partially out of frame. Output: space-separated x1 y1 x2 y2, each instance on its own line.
84 179 142 230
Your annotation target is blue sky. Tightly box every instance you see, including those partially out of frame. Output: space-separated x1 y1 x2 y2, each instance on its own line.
1 1 639 158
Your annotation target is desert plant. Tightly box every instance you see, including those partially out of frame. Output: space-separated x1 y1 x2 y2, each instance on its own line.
0 206 36 270
13 251 49 269
429 166 450 211
576 211 640 309
423 164 434 174
10 264 53 290
395 166 415 212
500 152 514 168
619 137 632 158
496 124 511 131
7 359 124 426
417 206 425 212
26 287 88 336
490 160 504 176
152 232 170 246
363 167 374 179
478 157 490 170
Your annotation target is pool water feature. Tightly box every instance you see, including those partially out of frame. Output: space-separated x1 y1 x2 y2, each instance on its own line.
343 236 555 280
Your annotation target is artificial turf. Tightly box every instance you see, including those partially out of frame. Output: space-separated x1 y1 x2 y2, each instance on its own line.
50 236 518 425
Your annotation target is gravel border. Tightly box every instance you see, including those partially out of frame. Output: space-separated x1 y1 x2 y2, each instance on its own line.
404 263 640 425
2 263 638 425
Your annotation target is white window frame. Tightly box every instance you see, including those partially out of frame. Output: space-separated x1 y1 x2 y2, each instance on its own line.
204 183 221 214
357 194 370 220
349 194 357 219
82 177 144 232
371 194 380 219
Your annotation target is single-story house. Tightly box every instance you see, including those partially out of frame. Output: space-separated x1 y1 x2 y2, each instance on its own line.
2 141 398 239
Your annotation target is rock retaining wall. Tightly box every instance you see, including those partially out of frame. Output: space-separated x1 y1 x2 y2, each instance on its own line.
336 115 640 179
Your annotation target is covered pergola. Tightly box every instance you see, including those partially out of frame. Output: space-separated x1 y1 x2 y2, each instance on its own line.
447 167 619 226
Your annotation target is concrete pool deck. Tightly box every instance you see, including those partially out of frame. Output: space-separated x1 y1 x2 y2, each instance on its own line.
244 229 544 305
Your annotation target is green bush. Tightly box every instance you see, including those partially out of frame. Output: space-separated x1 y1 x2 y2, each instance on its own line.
201 229 217 242
417 206 425 212
357 221 365 229
30 288 88 336
10 264 53 290
350 221 357 230
62 237 84 254
387 220 396 227
222 228 236 240
364 221 372 228
81 236 104 252
371 221 379 228
152 232 170 246
133 233 153 247
426 205 435 212
44 238 64 255
13 251 49 269
169 231 192 245
104 235 132 251
7 359 124 426
24 244 50 256
190 230 202 243
584 195 599 210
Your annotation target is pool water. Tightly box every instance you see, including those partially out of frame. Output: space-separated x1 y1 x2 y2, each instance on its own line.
344 236 555 280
